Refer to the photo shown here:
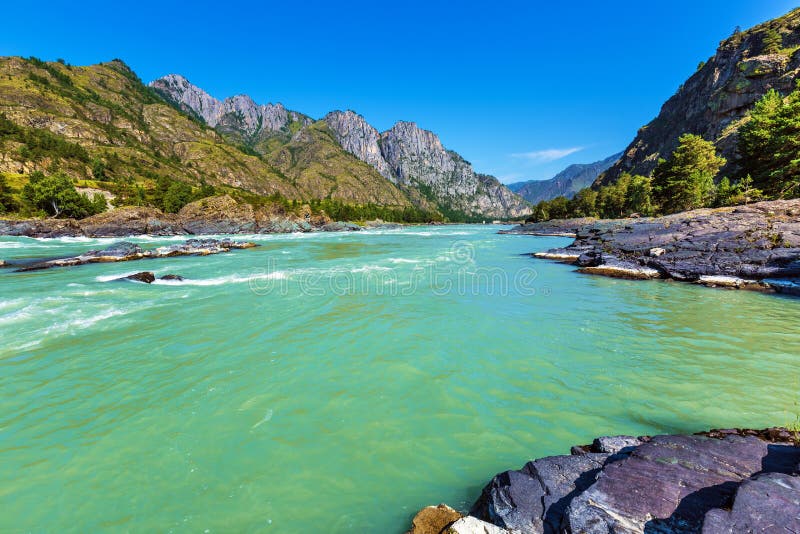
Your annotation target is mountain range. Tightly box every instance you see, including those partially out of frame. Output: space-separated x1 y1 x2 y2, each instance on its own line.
508 152 622 204
0 57 530 221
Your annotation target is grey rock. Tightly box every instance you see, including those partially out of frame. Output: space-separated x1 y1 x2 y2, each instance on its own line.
591 436 643 454
563 434 770 533
530 199 800 290
447 516 508 534
149 74 311 138
324 110 395 181
703 472 800 533
16 239 257 272
321 221 362 232
471 453 614 533
601 15 800 184
159 274 185 282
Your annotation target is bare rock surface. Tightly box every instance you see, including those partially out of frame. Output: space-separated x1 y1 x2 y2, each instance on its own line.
515 199 800 294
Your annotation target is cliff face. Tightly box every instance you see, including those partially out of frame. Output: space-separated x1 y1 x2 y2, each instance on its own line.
153 77 531 219
323 113 531 219
149 74 311 151
509 152 622 203
600 8 800 185
323 110 394 181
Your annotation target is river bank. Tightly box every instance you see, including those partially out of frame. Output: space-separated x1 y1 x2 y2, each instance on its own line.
406 427 800 533
0 194 373 239
503 199 800 296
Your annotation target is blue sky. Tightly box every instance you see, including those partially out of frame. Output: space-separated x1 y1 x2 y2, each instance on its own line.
1 1 797 183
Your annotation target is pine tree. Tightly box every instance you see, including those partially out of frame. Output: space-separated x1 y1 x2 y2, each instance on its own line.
652 134 725 214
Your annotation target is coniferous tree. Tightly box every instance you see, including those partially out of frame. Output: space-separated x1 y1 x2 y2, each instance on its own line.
652 134 725 214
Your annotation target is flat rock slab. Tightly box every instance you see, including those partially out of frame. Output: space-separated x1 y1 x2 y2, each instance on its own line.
564 434 769 533
702 472 800 533
15 239 258 272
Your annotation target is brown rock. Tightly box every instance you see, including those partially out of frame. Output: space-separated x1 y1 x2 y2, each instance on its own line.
406 504 463 534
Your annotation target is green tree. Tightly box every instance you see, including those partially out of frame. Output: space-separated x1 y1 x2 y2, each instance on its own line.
546 196 570 219
570 188 598 217
0 174 17 214
162 181 193 213
652 134 725 214
21 171 104 218
597 173 631 218
739 88 800 197
624 175 655 216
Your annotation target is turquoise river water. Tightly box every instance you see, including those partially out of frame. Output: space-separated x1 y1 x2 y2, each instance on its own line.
1 225 799 532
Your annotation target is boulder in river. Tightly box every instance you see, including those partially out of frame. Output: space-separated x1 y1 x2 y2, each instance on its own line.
119 272 156 284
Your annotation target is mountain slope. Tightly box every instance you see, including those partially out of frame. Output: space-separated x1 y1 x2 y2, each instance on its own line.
600 7 800 185
509 152 622 203
0 57 302 198
151 76 531 219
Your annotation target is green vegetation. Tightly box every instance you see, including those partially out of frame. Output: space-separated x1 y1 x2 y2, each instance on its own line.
739 87 800 198
0 113 89 163
0 174 18 213
21 171 106 218
652 134 725 213
307 198 442 224
761 28 783 54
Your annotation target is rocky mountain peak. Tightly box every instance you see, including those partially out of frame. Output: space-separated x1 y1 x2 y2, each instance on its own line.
149 75 308 138
323 110 394 181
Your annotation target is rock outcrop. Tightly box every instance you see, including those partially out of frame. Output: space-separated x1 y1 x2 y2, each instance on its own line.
514 199 800 295
13 238 257 272
601 8 800 184
407 428 800 534
324 110 395 181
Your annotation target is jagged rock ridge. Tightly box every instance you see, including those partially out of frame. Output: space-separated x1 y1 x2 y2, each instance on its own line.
149 74 311 143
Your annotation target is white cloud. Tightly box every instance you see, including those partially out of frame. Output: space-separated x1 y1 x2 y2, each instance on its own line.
511 147 583 163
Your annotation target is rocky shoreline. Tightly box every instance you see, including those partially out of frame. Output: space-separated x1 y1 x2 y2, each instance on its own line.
503 199 800 296
406 427 800 533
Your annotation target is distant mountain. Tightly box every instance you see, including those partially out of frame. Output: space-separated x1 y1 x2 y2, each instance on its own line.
600 7 800 185
151 78 531 219
508 153 622 204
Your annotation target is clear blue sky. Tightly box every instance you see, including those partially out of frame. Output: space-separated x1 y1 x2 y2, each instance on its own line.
1 1 797 183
